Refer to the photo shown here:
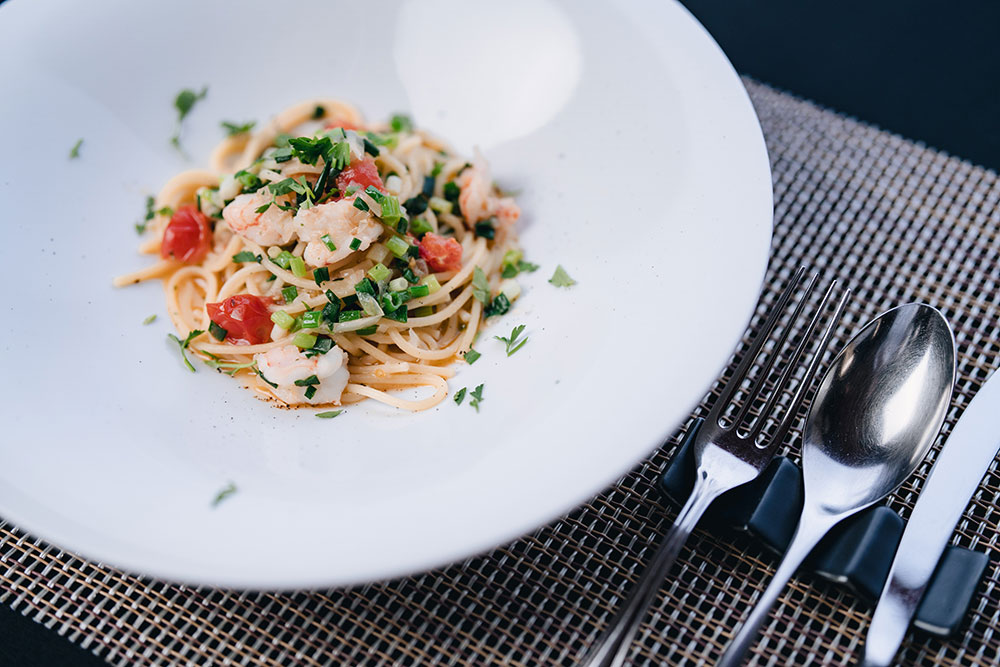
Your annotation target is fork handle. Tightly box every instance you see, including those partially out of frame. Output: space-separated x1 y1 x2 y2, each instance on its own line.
580 473 727 667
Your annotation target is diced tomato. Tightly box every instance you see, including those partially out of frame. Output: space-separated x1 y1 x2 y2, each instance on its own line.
206 294 274 345
324 119 361 131
160 205 212 263
335 158 384 194
418 233 463 272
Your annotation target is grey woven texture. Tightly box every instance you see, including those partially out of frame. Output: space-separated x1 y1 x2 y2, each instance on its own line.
3 79 1000 666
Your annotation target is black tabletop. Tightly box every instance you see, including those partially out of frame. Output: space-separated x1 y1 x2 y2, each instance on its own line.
4 1 999 664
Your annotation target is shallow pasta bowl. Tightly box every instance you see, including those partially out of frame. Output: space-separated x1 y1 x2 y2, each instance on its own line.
0 0 772 587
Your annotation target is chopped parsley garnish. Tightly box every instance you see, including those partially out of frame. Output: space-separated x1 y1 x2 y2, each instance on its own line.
221 120 256 136
549 265 576 287
469 384 485 412
212 481 237 507
320 234 337 251
143 314 157 325
136 196 173 235
390 114 413 133
454 387 467 405
484 293 511 318
69 138 83 159
282 285 298 303
232 251 262 263
167 329 204 372
464 349 481 365
316 410 343 419
208 320 228 341
495 324 528 357
202 354 257 376
257 369 278 388
314 266 330 285
170 86 208 150
472 267 491 306
294 374 321 387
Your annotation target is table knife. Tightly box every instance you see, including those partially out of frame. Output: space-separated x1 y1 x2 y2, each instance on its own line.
861 367 1000 666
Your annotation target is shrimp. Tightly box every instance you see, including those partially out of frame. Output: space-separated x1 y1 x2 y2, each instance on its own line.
253 344 350 405
296 198 384 267
456 151 521 227
222 191 296 246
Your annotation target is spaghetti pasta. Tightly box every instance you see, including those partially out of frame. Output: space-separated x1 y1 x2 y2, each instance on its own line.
115 99 526 412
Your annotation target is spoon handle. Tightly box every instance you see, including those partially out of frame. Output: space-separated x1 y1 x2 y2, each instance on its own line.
580 472 726 667
717 511 840 667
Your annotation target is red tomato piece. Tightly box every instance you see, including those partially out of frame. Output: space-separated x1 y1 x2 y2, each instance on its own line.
335 158 384 194
324 119 361 131
160 205 212 263
419 233 463 272
206 295 273 345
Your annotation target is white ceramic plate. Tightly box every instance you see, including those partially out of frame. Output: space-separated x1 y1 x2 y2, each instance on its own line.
0 0 772 587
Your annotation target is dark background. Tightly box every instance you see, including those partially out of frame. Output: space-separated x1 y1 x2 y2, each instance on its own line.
3 1 999 665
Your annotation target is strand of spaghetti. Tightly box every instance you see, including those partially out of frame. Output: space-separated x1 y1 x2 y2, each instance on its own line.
349 361 454 378
388 328 466 361
164 266 218 331
409 238 487 308
210 133 251 173
217 264 273 301
195 336 293 356
458 298 482 354
348 374 449 386
112 259 177 287
343 375 448 411
202 235 245 274
384 284 475 329
157 170 219 209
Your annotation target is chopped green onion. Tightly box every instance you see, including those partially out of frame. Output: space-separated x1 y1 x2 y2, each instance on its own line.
349 237 362 250
313 266 330 285
208 320 228 341
294 374 320 386
409 218 433 237
306 336 333 357
272 250 294 270
454 387 467 405
407 284 430 298
363 138 380 156
304 385 317 400
345 184 361 196
388 277 409 292
271 310 295 330
354 277 376 296
69 138 83 159
353 198 370 212
368 263 391 283
472 267 490 305
430 162 444 178
382 306 407 323
232 251 262 263
289 256 307 278
428 196 452 214
221 120 255 136
282 285 298 303
379 195 403 225
312 105 326 119
443 181 460 202
234 169 263 193
143 314 157 325
355 325 378 335
272 146 293 162
549 265 576 287
390 114 413 132
422 275 441 295
299 311 322 328
293 332 317 349
402 267 419 284
385 235 411 259
409 305 434 318
338 310 363 322
320 234 336 251
403 196 428 216
395 218 409 234
484 293 511 318
322 301 340 326
315 410 343 419
421 175 435 198
464 349 481 365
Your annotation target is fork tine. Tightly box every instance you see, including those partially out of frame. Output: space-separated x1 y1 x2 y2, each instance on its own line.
707 266 806 423
728 272 819 429
749 284 851 445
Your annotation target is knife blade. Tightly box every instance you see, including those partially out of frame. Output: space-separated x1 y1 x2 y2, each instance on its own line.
861 367 1000 666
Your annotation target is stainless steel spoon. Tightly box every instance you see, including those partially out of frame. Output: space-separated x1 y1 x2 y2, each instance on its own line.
718 303 956 666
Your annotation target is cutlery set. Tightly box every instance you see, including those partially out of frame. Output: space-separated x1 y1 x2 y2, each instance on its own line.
583 269 997 666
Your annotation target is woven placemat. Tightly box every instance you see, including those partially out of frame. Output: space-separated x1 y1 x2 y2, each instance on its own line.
4 78 1000 666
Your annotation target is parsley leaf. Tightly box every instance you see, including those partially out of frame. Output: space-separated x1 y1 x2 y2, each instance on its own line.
549 265 576 287
143 314 157 325
69 138 83 159
454 387 467 405
316 410 343 419
167 329 204 372
390 114 413 132
202 354 257 376
494 324 528 357
464 348 481 365
212 481 237 507
469 384 485 412
232 251 262 263
221 120 256 136
472 267 490 306
170 86 208 150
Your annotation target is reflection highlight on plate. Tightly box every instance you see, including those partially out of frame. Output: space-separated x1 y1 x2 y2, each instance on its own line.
394 0 582 153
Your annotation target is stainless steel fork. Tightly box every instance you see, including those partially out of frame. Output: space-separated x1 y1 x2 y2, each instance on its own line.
580 268 850 667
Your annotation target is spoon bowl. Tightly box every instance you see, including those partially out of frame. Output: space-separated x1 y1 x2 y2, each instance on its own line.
719 303 956 666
